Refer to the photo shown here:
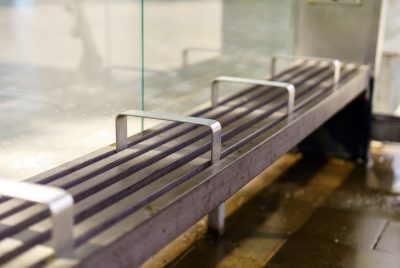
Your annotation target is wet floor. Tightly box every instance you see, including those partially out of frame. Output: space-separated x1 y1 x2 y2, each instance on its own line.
143 142 400 268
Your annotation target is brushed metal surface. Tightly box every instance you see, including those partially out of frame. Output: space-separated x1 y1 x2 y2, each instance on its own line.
0 178 74 258
211 76 295 118
294 0 386 76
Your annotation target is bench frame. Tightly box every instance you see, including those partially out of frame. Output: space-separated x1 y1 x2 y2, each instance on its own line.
77 67 369 267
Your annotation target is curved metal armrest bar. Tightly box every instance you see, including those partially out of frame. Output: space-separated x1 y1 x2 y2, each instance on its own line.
0 178 74 257
211 76 295 120
271 55 341 90
116 110 222 164
182 47 222 67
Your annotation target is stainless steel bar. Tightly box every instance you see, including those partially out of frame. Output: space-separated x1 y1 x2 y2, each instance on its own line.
211 76 296 119
0 178 74 257
271 55 341 90
116 110 222 164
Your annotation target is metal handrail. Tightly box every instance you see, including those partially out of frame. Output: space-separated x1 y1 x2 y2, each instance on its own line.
0 178 74 257
115 110 222 164
271 55 341 90
211 76 296 120
116 110 223 234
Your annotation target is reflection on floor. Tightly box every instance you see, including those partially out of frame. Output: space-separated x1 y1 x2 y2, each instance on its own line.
143 142 400 268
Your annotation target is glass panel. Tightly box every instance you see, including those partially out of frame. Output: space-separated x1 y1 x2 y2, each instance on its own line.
373 0 400 116
142 0 293 114
0 0 143 179
0 0 295 179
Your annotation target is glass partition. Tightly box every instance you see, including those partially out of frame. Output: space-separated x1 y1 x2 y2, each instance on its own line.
0 0 143 179
142 0 294 114
0 0 295 179
374 0 400 116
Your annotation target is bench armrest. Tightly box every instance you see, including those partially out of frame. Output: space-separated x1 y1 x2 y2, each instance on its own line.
211 76 296 120
116 110 222 164
271 55 341 90
0 178 74 257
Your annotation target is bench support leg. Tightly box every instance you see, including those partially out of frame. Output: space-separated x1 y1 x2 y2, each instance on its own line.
208 203 225 236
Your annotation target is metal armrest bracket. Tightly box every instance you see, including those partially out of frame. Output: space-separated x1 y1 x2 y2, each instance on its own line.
0 178 74 257
211 76 296 120
116 110 222 164
271 55 341 90
116 110 224 235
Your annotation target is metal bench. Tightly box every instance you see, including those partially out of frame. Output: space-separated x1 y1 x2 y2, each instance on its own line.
0 57 369 267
